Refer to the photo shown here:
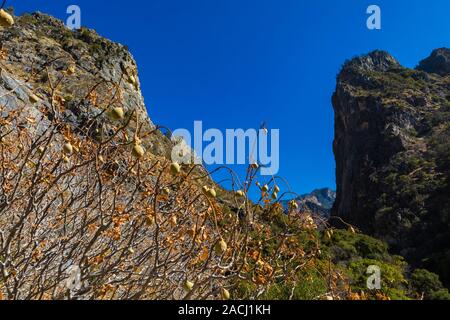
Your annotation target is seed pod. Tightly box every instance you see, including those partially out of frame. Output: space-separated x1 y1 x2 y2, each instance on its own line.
261 185 269 192
221 288 230 300
98 155 105 163
184 280 194 292
162 187 170 196
128 247 135 254
289 200 299 210
236 190 245 197
214 239 227 255
29 93 40 104
207 188 217 198
38 146 45 154
62 156 70 164
274 186 280 193
271 192 278 200
202 186 210 193
128 74 136 85
146 216 155 226
0 9 14 27
66 65 76 75
251 163 259 169
170 162 181 175
63 142 73 155
132 144 145 158
170 215 177 226
110 107 124 120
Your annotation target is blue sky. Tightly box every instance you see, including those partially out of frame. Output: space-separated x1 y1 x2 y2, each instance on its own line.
11 0 450 197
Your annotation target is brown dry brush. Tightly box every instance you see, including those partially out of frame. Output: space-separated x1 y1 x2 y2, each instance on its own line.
0 57 345 300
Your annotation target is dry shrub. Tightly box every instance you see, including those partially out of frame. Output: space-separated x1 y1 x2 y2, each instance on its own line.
0 57 344 300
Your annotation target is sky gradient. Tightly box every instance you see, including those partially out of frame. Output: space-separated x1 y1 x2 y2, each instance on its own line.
11 0 450 196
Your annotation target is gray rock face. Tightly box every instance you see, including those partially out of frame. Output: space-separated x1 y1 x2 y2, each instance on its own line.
344 50 400 72
331 49 450 286
0 12 174 158
0 71 51 136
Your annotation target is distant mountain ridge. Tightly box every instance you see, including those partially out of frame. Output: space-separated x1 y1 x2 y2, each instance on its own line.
282 188 336 217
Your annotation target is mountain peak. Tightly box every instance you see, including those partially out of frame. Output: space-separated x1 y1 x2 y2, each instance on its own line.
342 50 400 73
300 188 336 210
417 47 450 76
337 50 401 88
281 188 336 217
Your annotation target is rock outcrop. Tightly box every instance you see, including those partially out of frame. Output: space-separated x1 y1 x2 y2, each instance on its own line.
331 49 450 287
0 12 173 158
417 48 450 76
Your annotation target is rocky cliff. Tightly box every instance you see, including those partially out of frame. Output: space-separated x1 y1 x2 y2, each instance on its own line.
331 48 450 287
0 12 173 158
